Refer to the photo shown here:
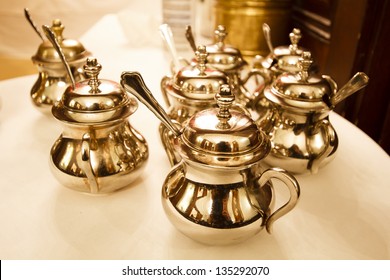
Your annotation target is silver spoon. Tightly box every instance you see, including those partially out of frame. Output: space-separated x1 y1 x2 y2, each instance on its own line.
24 8 44 41
159 23 182 73
185 25 197 53
262 23 273 53
42 24 76 88
121 71 181 137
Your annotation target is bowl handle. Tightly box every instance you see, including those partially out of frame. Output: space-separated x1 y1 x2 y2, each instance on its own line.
81 132 99 193
307 118 337 174
257 168 300 234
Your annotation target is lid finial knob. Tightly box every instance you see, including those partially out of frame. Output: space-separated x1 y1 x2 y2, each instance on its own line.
51 19 65 42
298 51 312 82
215 25 227 49
84 57 102 93
289 28 302 55
195 45 208 75
216 84 235 129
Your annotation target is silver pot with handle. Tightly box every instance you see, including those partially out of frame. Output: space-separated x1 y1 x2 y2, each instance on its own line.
121 71 301 245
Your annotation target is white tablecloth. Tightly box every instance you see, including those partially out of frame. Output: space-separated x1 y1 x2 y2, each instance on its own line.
0 14 389 260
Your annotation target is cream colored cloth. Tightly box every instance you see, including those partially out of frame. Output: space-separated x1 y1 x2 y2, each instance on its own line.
0 0 161 58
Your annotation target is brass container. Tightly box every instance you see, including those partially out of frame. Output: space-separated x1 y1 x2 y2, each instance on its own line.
50 58 148 194
213 0 293 57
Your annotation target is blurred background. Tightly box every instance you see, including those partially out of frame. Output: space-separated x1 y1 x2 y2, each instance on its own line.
0 0 388 154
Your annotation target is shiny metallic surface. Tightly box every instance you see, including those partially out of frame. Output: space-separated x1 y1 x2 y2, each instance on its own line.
50 59 148 194
176 85 271 168
205 25 247 73
162 162 300 245
260 52 369 174
50 121 148 194
201 25 269 118
251 27 308 122
168 45 229 100
160 45 245 165
121 72 300 244
30 19 91 114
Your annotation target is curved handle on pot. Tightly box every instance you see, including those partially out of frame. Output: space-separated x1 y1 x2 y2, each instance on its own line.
307 119 337 174
160 75 171 108
81 133 99 194
257 168 300 234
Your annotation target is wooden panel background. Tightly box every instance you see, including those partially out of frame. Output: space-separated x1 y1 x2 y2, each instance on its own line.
290 0 390 154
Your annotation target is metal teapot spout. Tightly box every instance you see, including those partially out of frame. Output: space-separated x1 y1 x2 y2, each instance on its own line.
323 72 369 109
120 71 182 137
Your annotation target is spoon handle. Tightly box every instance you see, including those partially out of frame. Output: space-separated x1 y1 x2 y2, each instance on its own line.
262 23 273 53
120 71 181 137
24 8 44 41
159 24 181 72
42 25 76 88
330 72 369 106
185 25 197 52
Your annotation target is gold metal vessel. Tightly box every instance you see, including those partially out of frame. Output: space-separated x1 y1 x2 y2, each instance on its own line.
50 58 148 194
121 72 300 245
213 0 293 57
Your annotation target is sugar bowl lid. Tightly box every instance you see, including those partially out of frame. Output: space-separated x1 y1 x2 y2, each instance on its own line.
32 19 91 64
205 25 247 72
177 84 270 167
52 57 138 124
265 51 333 111
172 45 229 100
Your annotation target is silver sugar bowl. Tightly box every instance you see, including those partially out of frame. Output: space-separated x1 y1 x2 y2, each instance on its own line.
121 72 301 245
50 58 148 194
30 19 91 114
259 52 369 174
160 45 246 166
